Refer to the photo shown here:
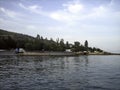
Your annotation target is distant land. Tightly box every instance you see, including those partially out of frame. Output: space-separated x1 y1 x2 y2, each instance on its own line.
0 29 119 55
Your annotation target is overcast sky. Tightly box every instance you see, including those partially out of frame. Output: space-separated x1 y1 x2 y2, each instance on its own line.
0 0 120 53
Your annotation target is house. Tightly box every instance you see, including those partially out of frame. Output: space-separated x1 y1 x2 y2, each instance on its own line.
65 49 72 52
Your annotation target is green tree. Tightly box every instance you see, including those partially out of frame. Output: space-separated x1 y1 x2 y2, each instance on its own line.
66 41 70 49
7 36 16 49
84 40 88 51
49 38 57 51
36 34 40 40
59 39 65 51
79 45 86 51
0 36 6 49
72 41 80 52
84 40 88 48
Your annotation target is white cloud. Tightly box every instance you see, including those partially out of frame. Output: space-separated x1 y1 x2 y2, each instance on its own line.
64 2 83 13
19 3 40 11
19 2 82 23
93 6 107 16
49 1 84 23
19 3 45 15
48 2 92 23
50 11 71 21
28 5 38 10
68 4 83 13
13 0 120 27
0 7 19 18
49 0 120 27
19 3 27 9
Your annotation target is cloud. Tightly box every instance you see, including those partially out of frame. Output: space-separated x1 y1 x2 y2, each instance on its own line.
49 1 84 23
18 1 113 24
50 0 120 27
0 7 26 22
50 11 71 21
19 3 41 11
29 5 39 10
19 3 45 15
19 3 27 10
19 2 83 23
0 7 19 18
49 1 100 23
63 2 84 14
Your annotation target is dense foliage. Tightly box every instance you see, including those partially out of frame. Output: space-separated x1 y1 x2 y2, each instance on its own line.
0 29 103 52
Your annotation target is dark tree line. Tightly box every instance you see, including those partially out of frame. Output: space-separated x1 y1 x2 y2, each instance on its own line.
0 29 103 52
0 35 16 49
0 34 103 52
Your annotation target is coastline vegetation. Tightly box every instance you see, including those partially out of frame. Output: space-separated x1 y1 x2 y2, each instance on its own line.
0 29 103 53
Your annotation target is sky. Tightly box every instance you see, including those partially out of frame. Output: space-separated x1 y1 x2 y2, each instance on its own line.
0 0 120 53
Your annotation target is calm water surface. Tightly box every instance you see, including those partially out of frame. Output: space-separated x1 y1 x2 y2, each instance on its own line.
0 55 120 90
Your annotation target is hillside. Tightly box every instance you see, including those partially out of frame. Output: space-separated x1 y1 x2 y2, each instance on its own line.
0 29 103 52
0 29 35 40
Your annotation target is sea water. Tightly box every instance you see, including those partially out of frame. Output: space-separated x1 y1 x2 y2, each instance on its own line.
0 55 120 90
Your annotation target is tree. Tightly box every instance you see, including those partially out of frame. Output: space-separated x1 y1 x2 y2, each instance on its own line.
0 29 104 52
84 40 88 48
74 41 80 47
66 41 70 49
84 40 88 51
36 34 40 40
0 36 6 49
25 42 34 51
72 41 80 52
79 45 86 51
59 39 65 51
7 36 16 49
49 38 57 51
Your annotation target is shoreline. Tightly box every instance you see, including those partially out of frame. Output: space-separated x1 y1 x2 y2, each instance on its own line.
0 51 120 56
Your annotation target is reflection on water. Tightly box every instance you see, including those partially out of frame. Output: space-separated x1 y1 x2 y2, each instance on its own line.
0 55 120 90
